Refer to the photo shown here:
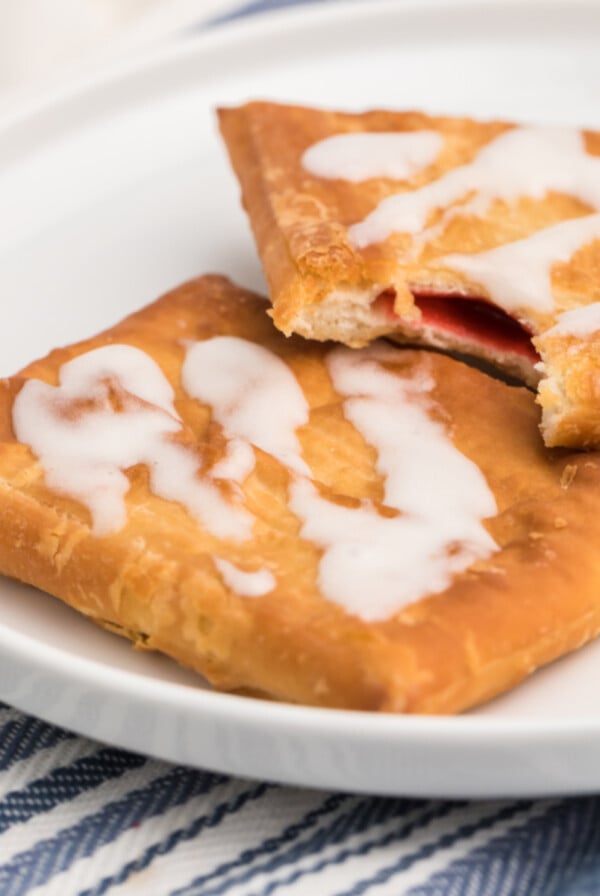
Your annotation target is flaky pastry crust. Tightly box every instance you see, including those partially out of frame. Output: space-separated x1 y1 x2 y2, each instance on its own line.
2 275 600 713
218 101 600 448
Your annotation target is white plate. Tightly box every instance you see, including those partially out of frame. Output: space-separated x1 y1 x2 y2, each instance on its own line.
1 0 600 799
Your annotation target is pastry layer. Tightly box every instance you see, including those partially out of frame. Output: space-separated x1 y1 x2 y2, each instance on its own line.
2 275 600 713
218 101 600 446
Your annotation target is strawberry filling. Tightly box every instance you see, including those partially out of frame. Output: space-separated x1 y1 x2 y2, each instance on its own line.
373 289 539 363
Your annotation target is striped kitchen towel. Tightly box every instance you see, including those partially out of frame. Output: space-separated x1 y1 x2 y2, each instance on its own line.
0 702 599 895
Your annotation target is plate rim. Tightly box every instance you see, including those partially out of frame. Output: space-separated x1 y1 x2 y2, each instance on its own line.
5 607 600 740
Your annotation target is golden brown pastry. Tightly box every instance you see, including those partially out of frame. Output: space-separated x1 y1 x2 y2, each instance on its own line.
218 101 600 448
2 274 600 714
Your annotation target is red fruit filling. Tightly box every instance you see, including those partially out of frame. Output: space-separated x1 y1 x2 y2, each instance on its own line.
373 288 539 363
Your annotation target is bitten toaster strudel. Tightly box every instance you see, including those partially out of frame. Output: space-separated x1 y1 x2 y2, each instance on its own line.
218 101 600 449
2 274 600 713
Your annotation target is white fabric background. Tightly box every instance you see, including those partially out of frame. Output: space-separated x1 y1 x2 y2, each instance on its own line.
0 0 241 94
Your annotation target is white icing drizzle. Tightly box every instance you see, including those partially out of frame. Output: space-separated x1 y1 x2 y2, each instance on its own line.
17 337 498 615
302 131 443 183
439 213 600 315
182 336 311 478
544 301 600 338
12 345 251 539
213 557 275 597
210 437 256 483
296 345 498 620
345 127 600 249
183 337 497 621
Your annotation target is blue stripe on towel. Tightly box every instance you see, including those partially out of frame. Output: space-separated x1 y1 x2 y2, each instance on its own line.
170 792 350 896
79 781 271 896
0 747 145 836
334 801 534 896
404 797 600 896
0 766 225 896
210 0 322 25
0 715 74 773
183 799 462 896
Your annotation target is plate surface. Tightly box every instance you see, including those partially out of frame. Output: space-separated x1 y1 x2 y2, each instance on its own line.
1 0 600 798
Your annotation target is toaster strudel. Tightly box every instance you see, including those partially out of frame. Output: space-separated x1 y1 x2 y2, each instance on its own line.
218 101 600 448
1 275 600 713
